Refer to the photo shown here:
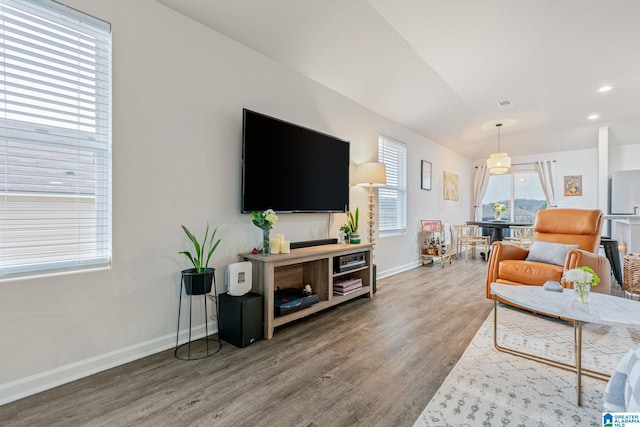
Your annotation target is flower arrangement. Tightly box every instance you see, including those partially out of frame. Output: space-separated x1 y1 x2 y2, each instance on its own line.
492 203 507 214
562 266 600 303
492 202 507 220
251 209 278 255
251 209 278 231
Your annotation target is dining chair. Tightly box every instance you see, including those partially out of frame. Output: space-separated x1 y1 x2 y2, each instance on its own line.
453 224 490 262
504 225 534 247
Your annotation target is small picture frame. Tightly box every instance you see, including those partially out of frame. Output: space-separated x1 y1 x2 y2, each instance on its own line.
564 175 582 196
421 160 432 191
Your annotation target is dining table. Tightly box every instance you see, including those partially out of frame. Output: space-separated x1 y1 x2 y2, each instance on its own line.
466 220 533 244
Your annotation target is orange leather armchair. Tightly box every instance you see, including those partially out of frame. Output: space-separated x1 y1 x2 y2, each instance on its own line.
486 208 611 301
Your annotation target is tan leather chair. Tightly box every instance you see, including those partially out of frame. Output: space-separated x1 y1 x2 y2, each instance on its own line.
486 208 611 302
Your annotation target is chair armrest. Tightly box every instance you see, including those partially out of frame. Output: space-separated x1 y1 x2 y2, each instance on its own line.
565 249 612 295
485 242 531 298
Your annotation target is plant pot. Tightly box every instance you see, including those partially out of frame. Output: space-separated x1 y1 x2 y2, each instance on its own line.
349 232 361 244
182 268 215 295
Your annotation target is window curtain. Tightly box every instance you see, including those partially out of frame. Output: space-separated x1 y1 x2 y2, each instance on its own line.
472 165 490 220
535 160 557 208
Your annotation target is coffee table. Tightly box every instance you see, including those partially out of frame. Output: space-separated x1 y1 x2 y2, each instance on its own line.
490 282 640 406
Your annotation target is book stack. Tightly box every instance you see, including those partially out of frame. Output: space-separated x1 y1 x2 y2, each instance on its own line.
333 277 362 296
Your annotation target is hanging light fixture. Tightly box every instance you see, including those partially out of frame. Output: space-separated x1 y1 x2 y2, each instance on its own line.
487 123 511 175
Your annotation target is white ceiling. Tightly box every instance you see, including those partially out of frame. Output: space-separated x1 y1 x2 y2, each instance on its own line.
156 0 640 160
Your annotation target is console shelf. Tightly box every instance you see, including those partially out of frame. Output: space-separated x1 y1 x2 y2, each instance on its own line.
241 243 374 339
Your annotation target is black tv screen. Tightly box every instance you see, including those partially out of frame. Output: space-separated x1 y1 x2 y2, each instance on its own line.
242 109 350 213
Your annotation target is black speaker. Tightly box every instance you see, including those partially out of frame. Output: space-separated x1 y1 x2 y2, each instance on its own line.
219 292 263 348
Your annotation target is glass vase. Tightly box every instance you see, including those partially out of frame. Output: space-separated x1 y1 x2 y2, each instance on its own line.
574 282 590 303
262 228 270 255
495 211 502 221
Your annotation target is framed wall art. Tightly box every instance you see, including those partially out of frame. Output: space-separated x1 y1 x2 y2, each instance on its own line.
443 171 459 201
564 175 582 196
421 160 432 191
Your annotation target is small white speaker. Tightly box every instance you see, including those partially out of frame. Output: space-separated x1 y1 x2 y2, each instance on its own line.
225 261 252 296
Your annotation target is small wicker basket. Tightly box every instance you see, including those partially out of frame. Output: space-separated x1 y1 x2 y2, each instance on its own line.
623 254 640 296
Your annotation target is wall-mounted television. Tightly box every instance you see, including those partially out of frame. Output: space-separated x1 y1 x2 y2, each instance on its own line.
242 109 350 213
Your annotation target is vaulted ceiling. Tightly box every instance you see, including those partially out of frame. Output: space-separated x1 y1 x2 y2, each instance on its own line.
157 0 640 160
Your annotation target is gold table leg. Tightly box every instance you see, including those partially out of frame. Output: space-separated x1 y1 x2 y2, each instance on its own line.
493 299 609 406
575 320 583 406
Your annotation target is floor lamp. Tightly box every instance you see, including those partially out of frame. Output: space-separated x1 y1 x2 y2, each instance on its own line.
356 162 387 244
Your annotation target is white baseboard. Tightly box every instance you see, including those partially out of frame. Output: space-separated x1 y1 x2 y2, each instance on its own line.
377 260 420 279
0 321 218 406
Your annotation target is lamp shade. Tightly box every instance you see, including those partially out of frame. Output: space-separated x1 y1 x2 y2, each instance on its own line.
487 123 511 175
356 162 387 187
487 152 512 175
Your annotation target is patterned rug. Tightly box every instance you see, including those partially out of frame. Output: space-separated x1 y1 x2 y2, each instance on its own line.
414 304 640 427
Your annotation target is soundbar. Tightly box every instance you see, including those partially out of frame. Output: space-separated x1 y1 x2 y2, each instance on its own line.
290 238 338 249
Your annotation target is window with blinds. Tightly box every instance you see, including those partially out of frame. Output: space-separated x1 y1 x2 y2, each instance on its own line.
0 0 112 279
378 135 406 236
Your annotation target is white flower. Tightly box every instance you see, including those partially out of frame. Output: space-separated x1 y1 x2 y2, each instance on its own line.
264 209 278 226
563 268 593 285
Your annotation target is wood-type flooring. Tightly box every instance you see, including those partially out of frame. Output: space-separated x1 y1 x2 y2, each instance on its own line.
0 259 491 427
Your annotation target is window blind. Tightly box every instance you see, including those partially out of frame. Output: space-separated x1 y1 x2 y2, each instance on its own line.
378 135 406 235
0 0 112 279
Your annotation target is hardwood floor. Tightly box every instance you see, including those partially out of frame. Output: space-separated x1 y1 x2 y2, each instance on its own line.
0 259 492 427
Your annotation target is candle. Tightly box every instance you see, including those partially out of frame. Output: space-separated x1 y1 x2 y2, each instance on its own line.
275 234 285 242
269 237 281 254
280 240 290 254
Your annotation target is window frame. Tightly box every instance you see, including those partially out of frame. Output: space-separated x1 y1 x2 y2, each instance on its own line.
482 163 547 222
0 0 112 280
378 135 407 237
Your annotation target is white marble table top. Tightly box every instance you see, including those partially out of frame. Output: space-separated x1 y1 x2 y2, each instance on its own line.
491 283 640 326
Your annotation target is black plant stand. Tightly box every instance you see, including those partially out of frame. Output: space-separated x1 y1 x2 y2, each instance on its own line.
174 271 222 360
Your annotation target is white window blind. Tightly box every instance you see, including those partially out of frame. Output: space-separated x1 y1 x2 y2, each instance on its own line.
378 135 406 236
0 0 112 279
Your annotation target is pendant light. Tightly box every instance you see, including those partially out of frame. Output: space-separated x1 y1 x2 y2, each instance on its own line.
487 123 511 175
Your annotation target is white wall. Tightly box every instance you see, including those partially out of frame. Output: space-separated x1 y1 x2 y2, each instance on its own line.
375 135 471 276
0 0 471 403
610 143 640 173
472 147 600 209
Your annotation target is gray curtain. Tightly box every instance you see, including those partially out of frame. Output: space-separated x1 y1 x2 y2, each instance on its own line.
472 165 490 220
535 160 557 208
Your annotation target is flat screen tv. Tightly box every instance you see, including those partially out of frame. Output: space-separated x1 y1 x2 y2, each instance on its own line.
242 109 350 213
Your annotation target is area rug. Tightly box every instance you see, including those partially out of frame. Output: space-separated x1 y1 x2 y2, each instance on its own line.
414 305 640 427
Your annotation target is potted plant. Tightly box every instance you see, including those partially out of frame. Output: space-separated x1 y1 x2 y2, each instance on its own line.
179 223 221 295
348 208 361 244
339 223 351 244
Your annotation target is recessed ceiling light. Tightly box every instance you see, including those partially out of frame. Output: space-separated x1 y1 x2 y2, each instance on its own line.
598 85 612 92
588 114 599 120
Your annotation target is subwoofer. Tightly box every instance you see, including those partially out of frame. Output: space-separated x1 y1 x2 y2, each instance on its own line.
219 292 263 348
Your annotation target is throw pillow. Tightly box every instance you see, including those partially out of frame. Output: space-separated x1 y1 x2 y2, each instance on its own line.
625 346 640 411
603 347 633 411
525 241 578 266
